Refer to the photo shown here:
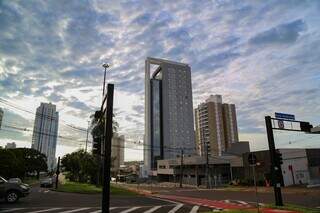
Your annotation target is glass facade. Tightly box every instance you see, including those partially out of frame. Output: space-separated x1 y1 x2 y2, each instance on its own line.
150 79 163 169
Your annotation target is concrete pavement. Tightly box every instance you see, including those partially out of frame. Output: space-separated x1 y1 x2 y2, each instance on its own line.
0 185 213 213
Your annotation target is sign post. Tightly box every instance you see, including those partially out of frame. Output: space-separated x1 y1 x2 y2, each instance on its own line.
248 153 260 212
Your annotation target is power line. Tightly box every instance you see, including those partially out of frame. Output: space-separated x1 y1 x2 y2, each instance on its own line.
0 98 87 133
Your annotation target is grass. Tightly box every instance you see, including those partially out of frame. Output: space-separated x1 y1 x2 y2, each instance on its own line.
266 203 320 213
55 181 137 196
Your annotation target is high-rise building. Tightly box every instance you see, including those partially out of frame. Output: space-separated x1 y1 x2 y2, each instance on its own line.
195 95 239 156
0 108 3 129
31 103 59 171
5 142 16 149
144 57 195 174
111 133 125 175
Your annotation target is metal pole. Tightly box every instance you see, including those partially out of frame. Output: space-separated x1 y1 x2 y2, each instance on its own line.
85 121 89 152
252 165 260 212
102 84 114 213
265 116 283 206
180 149 184 188
55 157 60 190
102 63 109 98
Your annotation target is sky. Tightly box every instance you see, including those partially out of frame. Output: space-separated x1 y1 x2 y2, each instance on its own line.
0 0 320 161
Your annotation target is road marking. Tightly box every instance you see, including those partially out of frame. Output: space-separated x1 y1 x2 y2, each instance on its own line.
26 208 62 213
0 209 25 213
88 210 101 213
236 200 248 205
119 207 140 213
143 206 162 213
57 208 90 213
190 205 199 213
168 204 184 213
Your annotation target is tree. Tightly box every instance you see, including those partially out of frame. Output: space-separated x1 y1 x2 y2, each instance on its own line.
10 148 47 179
0 149 23 179
61 149 98 183
0 148 47 179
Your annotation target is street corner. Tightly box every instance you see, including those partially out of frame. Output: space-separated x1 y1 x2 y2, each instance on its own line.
154 194 253 210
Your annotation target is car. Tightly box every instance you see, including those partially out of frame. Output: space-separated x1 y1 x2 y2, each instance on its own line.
40 177 53 188
8 178 22 184
0 176 30 203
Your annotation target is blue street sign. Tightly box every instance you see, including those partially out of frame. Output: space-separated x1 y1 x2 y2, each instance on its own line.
275 112 295 121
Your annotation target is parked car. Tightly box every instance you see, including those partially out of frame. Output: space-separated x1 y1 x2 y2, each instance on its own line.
40 177 53 188
8 178 22 184
0 176 30 203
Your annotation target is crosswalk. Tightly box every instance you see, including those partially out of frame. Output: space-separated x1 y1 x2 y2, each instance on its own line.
0 204 216 213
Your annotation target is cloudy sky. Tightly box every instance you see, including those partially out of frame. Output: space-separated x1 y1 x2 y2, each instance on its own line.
0 0 319 161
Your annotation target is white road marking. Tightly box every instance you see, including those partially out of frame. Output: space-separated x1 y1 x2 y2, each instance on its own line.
236 200 248 205
0 209 25 213
119 207 140 213
57 208 90 213
168 204 184 213
88 210 101 213
26 208 62 213
143 206 162 213
190 205 199 213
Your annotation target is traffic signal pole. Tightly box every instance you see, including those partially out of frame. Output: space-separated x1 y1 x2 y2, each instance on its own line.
265 116 283 206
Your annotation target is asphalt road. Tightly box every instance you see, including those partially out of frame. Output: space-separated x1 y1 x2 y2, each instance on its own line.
157 188 320 208
0 185 212 213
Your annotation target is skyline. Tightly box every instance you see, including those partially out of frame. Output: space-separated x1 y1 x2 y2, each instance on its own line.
0 1 320 161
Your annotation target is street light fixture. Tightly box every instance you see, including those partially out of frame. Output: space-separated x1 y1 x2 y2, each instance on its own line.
102 63 110 98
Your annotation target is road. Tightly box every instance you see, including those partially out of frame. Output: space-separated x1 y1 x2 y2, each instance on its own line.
0 185 213 213
156 187 320 208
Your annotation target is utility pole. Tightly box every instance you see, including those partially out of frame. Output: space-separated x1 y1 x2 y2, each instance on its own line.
85 120 90 152
206 141 209 189
179 149 184 188
265 116 283 206
55 157 60 190
102 84 114 213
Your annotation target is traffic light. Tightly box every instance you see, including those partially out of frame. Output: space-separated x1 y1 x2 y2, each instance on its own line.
275 150 283 165
92 136 101 156
300 122 313 132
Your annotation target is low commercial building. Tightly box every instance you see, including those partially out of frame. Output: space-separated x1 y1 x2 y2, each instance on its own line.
157 154 244 187
243 149 320 186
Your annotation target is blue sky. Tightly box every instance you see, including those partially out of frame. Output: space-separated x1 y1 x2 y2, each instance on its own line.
0 0 319 161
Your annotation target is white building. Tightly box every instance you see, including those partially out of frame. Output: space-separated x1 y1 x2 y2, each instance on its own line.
195 95 239 156
144 57 196 176
5 142 16 149
31 103 59 171
111 133 125 175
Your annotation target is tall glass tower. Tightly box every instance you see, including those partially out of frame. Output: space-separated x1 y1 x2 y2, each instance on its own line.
144 57 195 175
31 103 59 171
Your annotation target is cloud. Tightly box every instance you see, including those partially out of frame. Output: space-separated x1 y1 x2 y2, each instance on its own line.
249 19 306 45
0 1 320 159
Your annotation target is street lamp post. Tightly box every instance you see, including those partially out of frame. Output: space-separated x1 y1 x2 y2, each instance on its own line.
102 63 110 98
